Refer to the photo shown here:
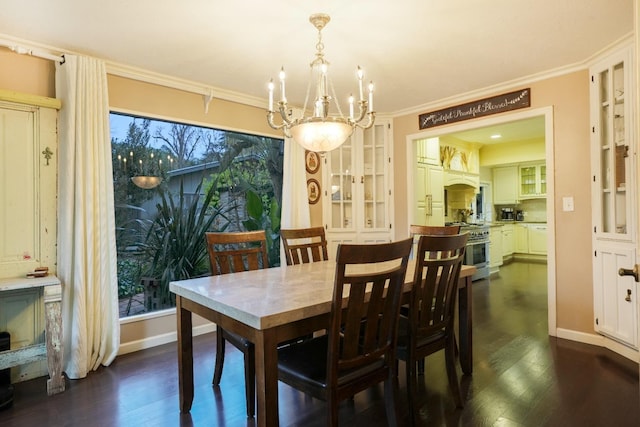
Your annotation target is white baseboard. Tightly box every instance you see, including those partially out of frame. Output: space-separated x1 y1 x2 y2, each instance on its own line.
556 328 639 363
118 323 217 356
118 323 639 364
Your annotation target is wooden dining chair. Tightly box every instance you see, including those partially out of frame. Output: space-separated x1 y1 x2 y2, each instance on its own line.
396 233 468 425
205 230 269 418
281 226 329 343
409 224 462 260
281 226 329 266
277 238 413 426
409 224 461 236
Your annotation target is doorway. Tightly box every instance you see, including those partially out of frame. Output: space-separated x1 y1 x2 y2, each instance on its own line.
405 106 557 335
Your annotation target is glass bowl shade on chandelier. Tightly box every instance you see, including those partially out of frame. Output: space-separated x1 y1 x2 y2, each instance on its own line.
131 175 162 189
289 118 354 153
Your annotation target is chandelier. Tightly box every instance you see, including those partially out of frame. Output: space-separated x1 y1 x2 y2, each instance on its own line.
267 13 375 153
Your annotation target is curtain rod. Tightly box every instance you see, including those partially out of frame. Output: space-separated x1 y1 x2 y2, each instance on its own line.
0 39 65 63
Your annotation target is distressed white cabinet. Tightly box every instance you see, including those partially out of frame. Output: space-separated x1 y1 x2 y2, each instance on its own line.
590 45 638 348
492 166 519 204
323 120 393 255
0 94 60 383
0 276 65 394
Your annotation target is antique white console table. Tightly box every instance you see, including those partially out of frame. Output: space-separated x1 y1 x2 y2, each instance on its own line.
0 275 65 395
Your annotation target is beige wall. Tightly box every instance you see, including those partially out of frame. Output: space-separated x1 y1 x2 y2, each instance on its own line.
392 70 593 334
0 48 56 97
0 46 603 347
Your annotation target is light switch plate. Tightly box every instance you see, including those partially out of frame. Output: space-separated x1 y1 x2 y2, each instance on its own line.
562 196 574 212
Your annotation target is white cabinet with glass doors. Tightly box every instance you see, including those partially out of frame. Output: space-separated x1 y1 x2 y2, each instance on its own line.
519 162 546 199
590 44 638 349
322 120 393 256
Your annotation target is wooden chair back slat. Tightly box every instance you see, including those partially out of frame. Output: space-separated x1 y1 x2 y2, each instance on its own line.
281 227 329 266
205 230 269 275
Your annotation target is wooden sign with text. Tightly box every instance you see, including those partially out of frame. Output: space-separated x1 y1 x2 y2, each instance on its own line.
419 88 531 129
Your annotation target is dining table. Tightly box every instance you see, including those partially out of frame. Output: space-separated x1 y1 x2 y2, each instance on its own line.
170 259 476 426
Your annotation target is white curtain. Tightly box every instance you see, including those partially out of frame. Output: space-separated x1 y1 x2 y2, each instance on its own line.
55 55 119 379
280 137 311 259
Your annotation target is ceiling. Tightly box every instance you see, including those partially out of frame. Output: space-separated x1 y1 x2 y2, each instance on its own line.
440 116 546 146
0 1 633 142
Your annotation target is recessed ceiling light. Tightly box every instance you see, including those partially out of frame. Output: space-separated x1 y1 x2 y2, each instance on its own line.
490 134 502 139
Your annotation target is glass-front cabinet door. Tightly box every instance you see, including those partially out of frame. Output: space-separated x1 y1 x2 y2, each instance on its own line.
518 163 546 198
323 121 393 250
361 123 388 230
591 46 634 238
590 44 638 350
519 165 536 197
328 136 354 230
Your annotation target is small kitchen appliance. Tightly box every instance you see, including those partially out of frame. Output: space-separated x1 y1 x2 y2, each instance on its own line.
500 207 514 220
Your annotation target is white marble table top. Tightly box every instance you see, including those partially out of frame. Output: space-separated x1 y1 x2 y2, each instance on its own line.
170 260 475 331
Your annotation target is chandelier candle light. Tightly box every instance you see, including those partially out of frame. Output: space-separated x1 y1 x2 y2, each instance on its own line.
117 151 172 189
267 13 375 153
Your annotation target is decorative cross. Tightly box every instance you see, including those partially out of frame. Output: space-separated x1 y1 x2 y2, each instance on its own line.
42 146 53 166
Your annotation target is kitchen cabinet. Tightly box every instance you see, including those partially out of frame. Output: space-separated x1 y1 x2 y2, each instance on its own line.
519 162 546 199
592 242 638 349
416 136 440 166
513 223 547 255
514 224 529 253
590 44 638 349
492 166 519 204
323 120 393 256
489 225 503 274
502 223 514 256
528 224 547 255
414 163 444 226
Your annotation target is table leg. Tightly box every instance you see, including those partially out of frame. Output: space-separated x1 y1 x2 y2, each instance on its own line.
458 276 473 375
44 284 65 395
254 328 279 427
176 296 194 412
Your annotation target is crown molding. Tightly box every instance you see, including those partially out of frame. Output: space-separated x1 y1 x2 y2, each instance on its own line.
105 61 267 110
2 31 634 117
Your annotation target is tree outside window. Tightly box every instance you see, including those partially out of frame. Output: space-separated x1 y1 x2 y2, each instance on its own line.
110 113 283 317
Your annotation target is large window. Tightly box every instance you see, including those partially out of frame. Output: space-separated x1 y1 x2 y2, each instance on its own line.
110 113 283 318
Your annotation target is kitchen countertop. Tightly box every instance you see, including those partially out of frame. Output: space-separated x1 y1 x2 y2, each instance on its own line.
493 220 547 225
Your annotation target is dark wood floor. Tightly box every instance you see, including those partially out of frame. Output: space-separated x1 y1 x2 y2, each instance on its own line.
1 261 639 426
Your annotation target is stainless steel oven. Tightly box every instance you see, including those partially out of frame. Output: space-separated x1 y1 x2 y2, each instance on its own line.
455 224 490 281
